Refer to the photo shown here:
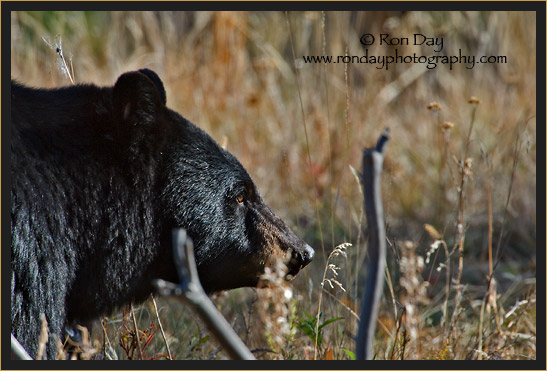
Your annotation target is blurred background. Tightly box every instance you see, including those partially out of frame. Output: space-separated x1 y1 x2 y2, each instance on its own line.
11 11 536 360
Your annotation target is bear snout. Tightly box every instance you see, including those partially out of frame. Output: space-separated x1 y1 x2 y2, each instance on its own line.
287 244 315 276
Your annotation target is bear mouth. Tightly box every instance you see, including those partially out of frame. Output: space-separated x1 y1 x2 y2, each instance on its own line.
285 262 306 280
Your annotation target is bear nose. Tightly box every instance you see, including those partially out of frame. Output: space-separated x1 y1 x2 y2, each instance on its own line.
301 244 315 267
287 244 315 277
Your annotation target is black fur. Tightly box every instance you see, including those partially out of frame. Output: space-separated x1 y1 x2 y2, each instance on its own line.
10 69 314 359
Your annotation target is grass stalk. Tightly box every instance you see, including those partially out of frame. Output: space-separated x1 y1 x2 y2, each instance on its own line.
151 295 173 360
285 11 326 262
130 303 144 360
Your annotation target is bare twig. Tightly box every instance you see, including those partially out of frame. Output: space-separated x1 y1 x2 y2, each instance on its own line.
153 229 255 360
356 128 390 360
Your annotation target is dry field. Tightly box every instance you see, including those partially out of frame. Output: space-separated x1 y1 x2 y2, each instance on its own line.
10 10 536 360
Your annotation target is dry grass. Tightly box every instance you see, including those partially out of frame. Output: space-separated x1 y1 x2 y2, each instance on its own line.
11 10 536 360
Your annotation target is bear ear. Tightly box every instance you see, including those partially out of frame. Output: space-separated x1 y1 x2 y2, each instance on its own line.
112 69 166 126
138 69 167 105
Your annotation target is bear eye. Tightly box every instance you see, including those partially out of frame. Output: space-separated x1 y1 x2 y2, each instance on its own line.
236 194 245 204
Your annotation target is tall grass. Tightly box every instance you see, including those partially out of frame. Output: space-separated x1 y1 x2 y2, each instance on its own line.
11 10 536 360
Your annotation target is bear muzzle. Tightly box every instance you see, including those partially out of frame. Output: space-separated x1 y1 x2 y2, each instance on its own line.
286 244 315 277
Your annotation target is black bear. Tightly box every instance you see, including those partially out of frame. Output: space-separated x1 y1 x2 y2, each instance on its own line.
10 69 314 359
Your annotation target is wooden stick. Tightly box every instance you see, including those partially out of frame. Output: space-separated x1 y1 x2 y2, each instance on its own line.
11 334 32 360
356 128 390 360
153 229 255 360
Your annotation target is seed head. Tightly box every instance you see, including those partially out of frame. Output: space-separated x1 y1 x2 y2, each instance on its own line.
468 96 480 104
424 224 442 240
442 121 455 131
427 102 442 111
465 158 473 169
